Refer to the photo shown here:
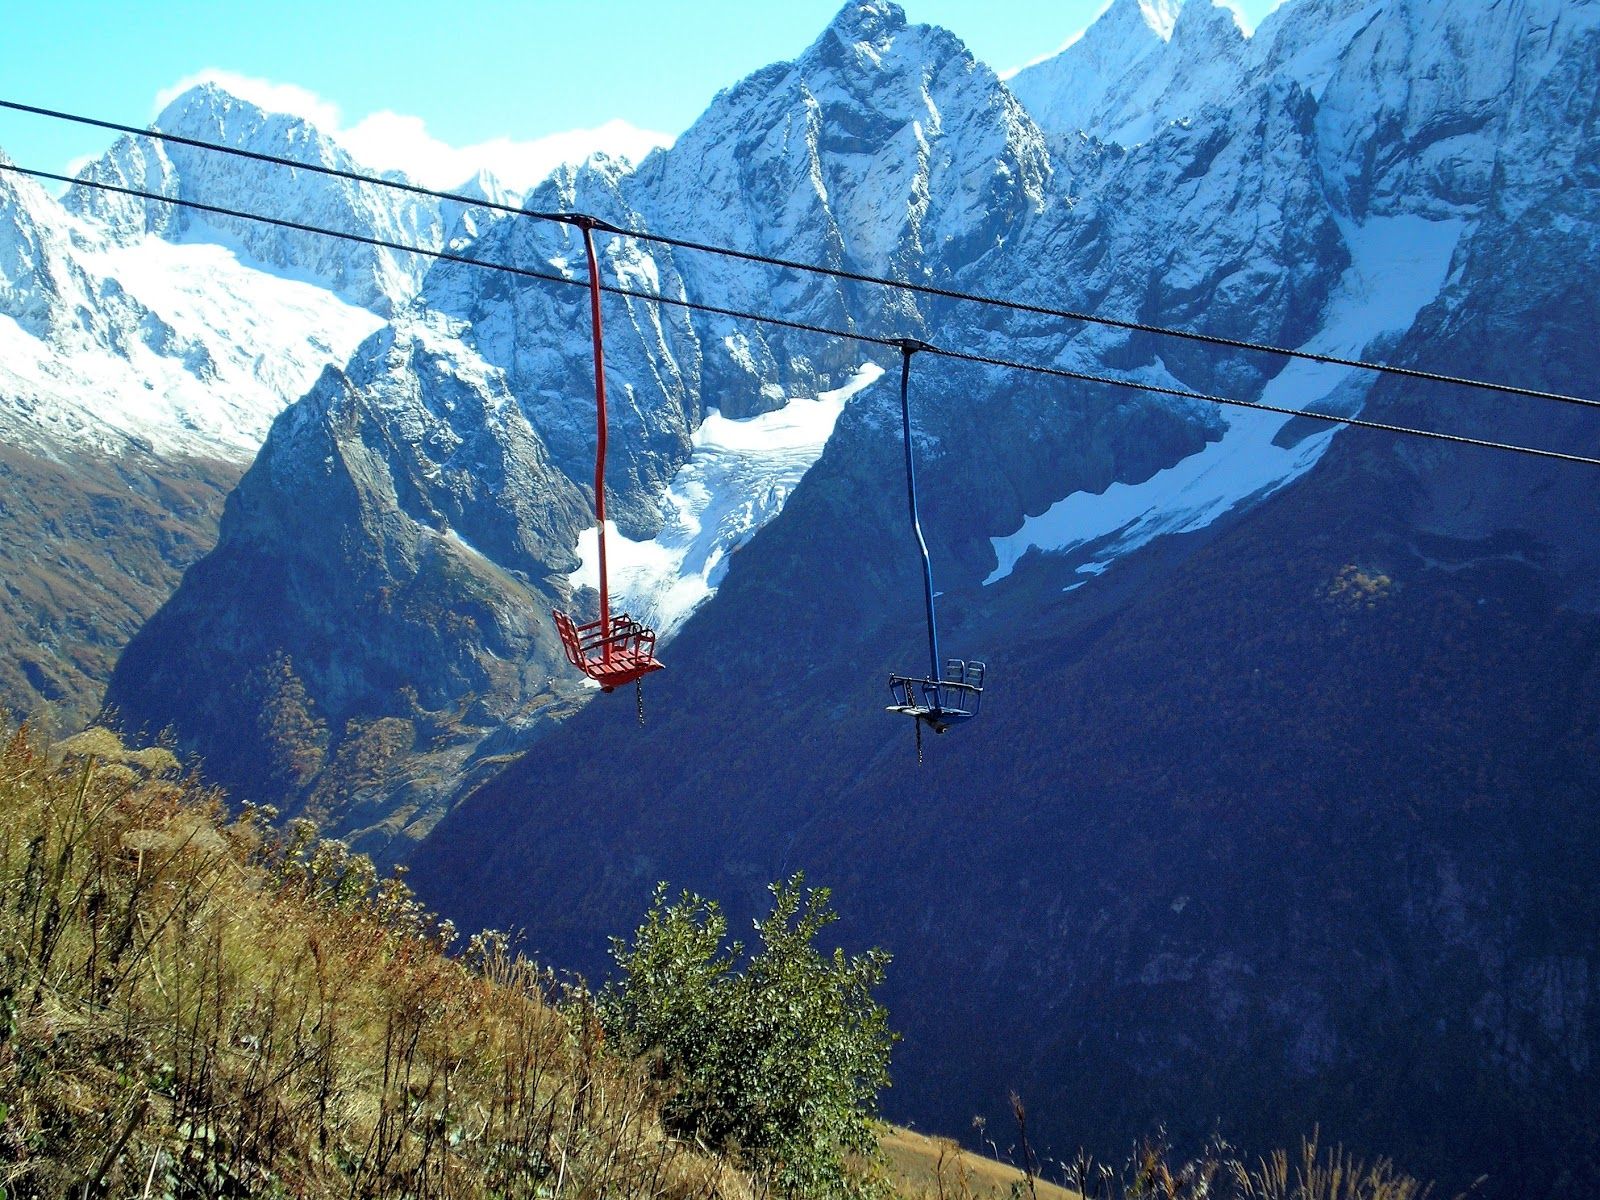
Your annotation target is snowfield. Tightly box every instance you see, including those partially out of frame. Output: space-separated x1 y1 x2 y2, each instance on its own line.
0 215 383 460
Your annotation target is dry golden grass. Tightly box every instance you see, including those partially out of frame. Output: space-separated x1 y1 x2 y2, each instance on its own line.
0 721 753 1199
880 1125 1082 1200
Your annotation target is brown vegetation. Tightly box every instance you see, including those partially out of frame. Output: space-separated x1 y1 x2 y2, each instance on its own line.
0 443 239 730
0 722 751 1198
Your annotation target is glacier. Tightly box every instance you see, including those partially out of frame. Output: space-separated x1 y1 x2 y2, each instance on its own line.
569 364 884 636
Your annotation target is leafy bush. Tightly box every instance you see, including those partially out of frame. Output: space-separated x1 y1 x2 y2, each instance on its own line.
601 874 896 1199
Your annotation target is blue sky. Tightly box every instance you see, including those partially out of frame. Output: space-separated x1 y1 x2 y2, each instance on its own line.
2 0 1285 191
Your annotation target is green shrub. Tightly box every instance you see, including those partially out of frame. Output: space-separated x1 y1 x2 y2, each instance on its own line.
601 874 896 1199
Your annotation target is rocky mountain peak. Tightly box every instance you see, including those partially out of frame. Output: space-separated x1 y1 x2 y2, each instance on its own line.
1093 0 1184 48
63 82 447 313
1005 0 1180 140
0 144 85 346
654 0 1045 266
824 0 908 47
153 83 333 162
452 167 521 210
1132 0 1184 40
0 143 47 223
1170 0 1248 52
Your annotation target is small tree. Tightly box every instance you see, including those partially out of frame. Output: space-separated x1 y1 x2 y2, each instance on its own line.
601 874 895 1199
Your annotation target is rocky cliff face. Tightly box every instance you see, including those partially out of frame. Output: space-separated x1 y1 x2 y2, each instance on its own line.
1009 0 1247 148
109 318 595 846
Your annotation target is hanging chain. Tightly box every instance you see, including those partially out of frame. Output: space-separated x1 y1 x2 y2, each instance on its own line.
636 678 646 726
915 717 923 766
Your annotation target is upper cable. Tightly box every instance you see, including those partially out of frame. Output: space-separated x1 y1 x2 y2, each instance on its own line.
4 97 1597 413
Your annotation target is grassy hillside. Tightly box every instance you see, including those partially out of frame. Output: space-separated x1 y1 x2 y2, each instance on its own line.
0 717 1030 1200
0 721 753 1198
881 1117 1436 1200
881 1126 1079 1200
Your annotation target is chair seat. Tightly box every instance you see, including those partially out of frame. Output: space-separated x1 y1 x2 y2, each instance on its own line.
553 608 664 690
586 652 665 691
887 659 985 734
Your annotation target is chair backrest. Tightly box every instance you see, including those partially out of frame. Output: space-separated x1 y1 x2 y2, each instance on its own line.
946 659 985 689
555 609 661 666
934 658 984 716
552 610 586 668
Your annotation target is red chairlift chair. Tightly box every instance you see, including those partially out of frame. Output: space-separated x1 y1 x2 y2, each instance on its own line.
550 216 663 714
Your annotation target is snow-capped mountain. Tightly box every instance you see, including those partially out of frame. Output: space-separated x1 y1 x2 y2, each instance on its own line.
66 83 450 313
1 80 559 724
0 157 382 460
994 0 1600 595
115 0 1585 849
0 114 393 722
448 167 525 215
1007 0 1237 146
106 0 1215 852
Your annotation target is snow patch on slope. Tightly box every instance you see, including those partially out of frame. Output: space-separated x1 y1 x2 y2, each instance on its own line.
0 232 383 458
985 214 1466 587
569 364 883 637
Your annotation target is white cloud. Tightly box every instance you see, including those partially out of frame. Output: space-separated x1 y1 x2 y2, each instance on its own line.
339 111 676 194
149 69 676 196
